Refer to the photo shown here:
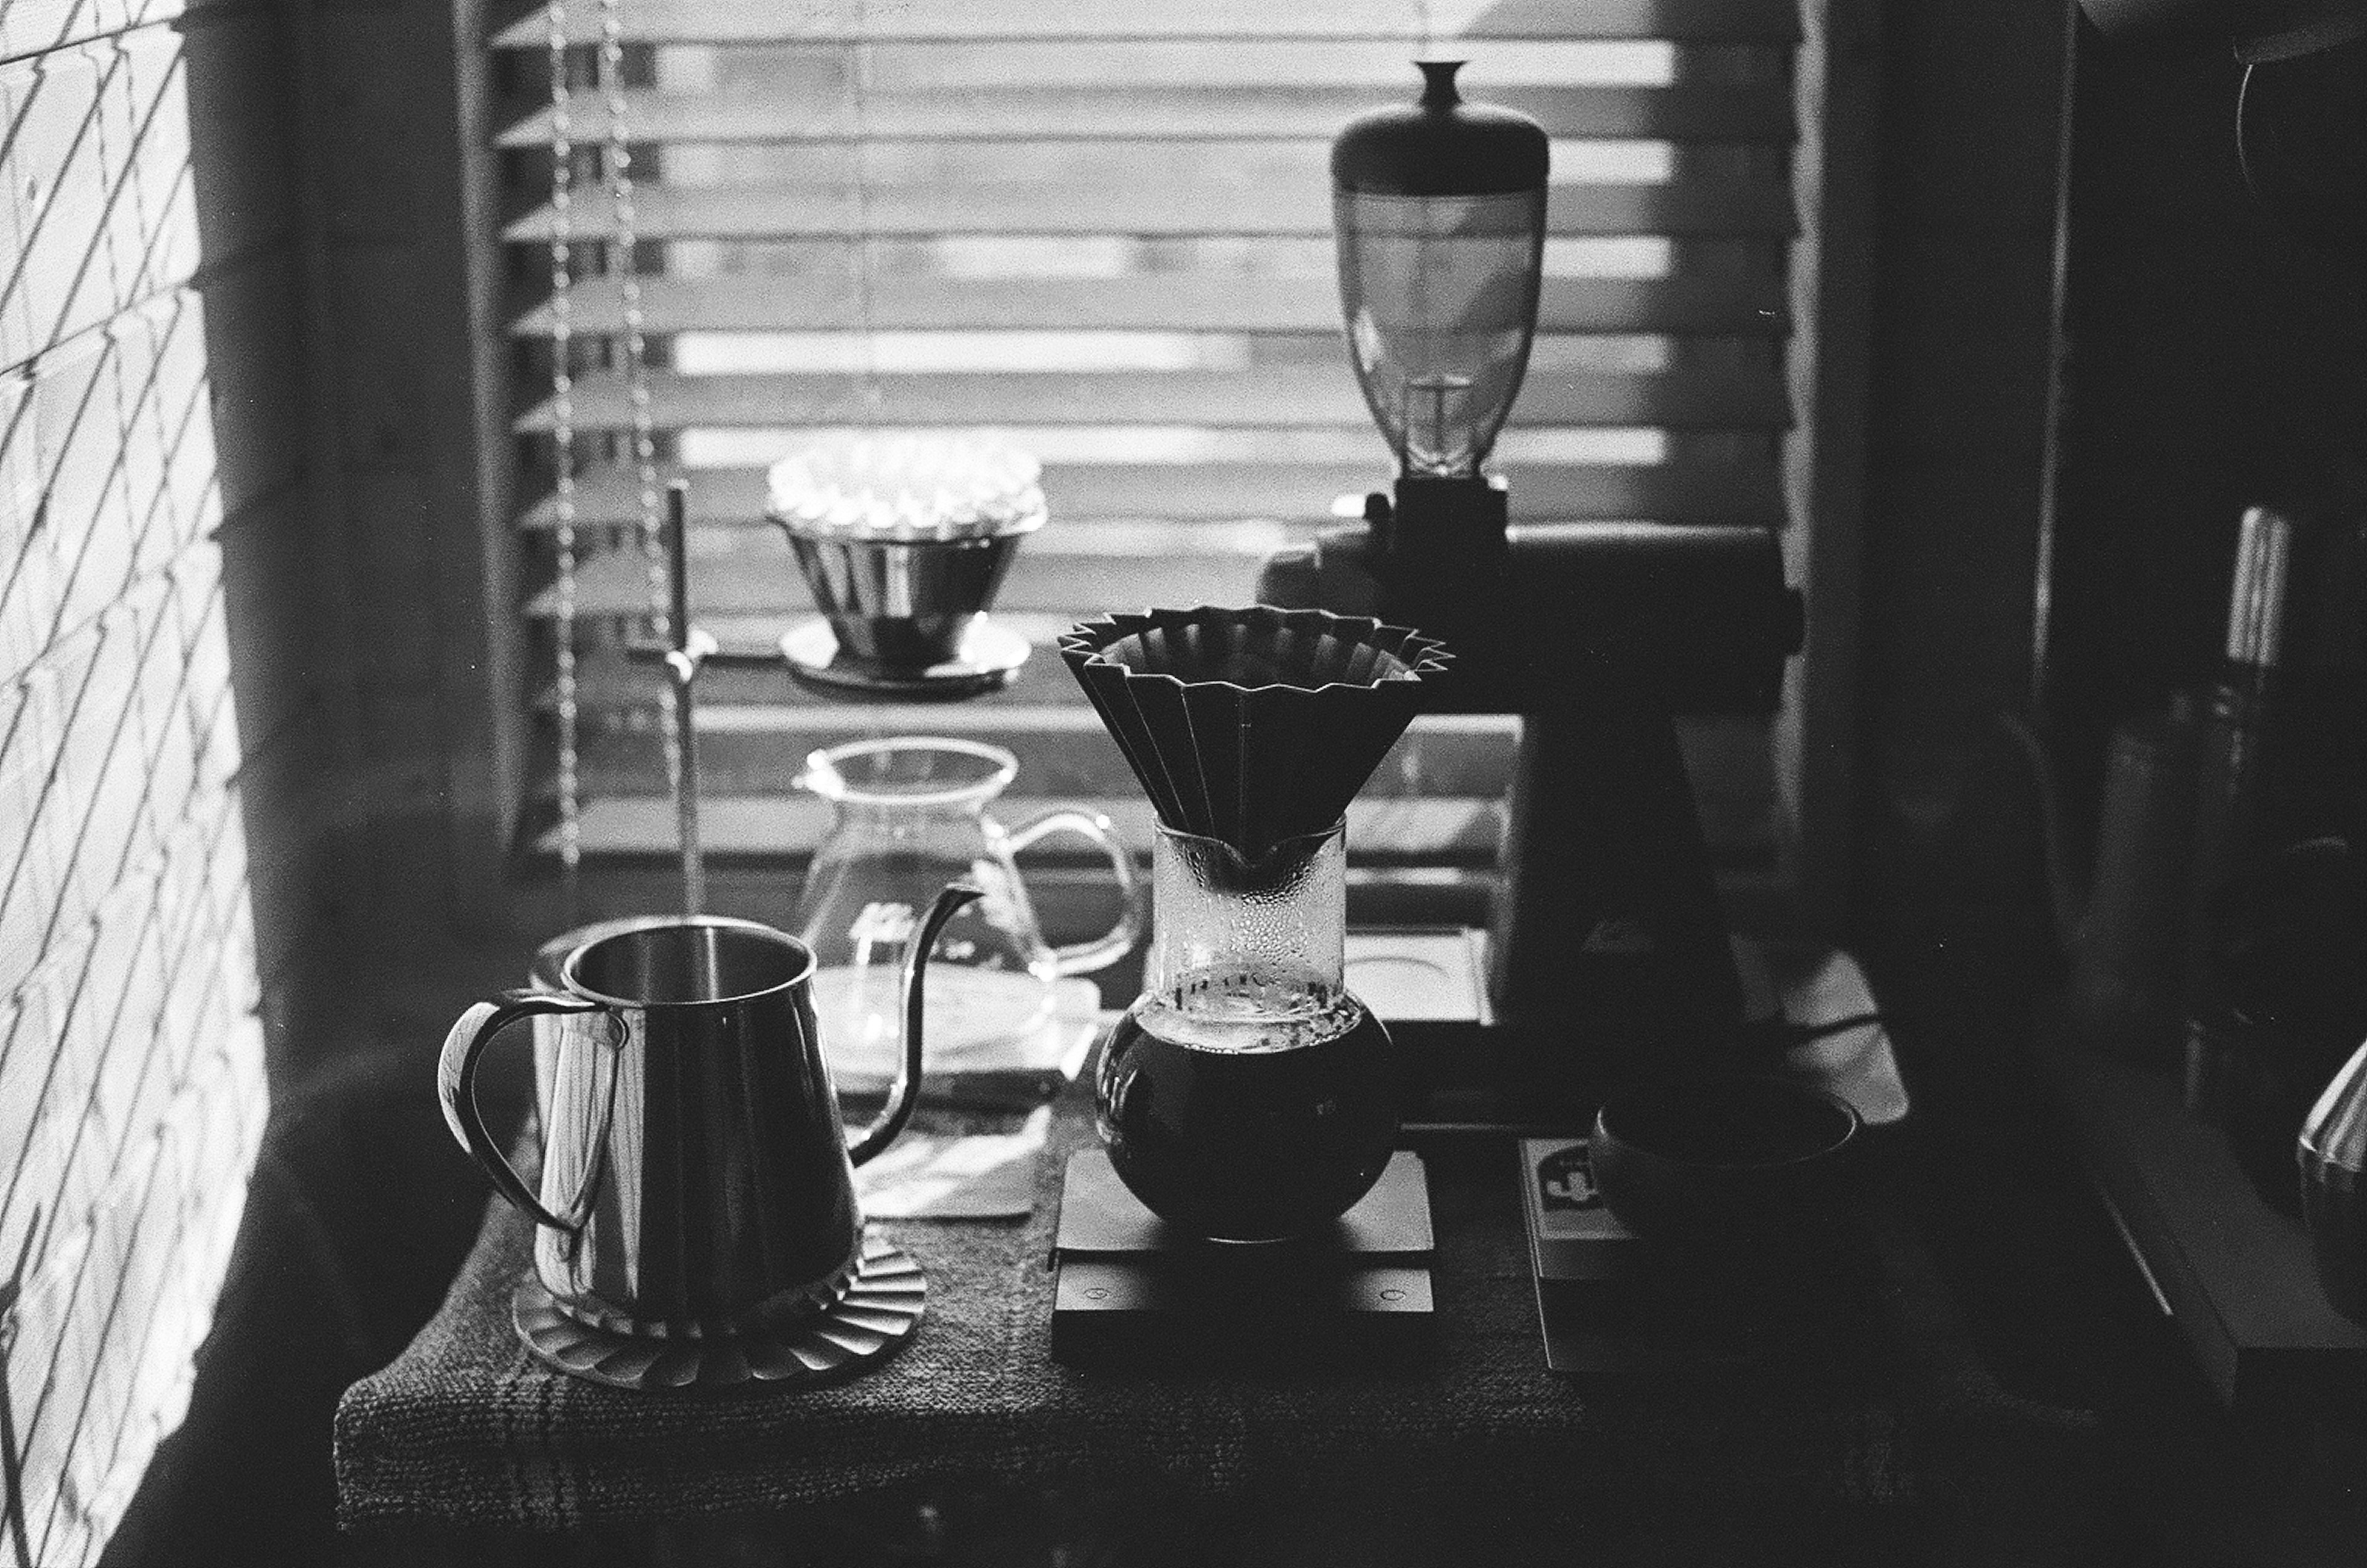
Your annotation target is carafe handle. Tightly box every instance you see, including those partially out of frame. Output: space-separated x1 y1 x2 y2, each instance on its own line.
437 988 614 1233
847 881 984 1167
1004 809 1145 977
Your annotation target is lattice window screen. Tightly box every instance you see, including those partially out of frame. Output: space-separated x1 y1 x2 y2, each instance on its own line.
0 6 266 1564
491 0 1799 867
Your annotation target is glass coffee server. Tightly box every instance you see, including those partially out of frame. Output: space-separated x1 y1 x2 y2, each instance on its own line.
1096 819 1398 1239
791 735 1141 1095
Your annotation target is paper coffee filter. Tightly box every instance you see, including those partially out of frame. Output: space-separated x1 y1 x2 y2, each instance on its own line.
767 431 1046 541
1060 606 1450 857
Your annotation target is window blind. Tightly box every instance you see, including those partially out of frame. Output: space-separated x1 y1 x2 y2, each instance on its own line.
488 0 1799 865
0 10 266 1566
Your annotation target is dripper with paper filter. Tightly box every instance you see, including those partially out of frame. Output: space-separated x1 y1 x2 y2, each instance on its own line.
1061 606 1449 1240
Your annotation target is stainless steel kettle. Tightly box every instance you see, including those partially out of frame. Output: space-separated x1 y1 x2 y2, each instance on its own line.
437 884 980 1339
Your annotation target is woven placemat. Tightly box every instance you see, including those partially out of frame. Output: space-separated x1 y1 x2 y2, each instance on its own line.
335 1101 2052 1529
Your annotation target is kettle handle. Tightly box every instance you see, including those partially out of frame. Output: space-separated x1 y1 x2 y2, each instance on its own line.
1004 809 1145 977
437 987 611 1232
847 881 984 1167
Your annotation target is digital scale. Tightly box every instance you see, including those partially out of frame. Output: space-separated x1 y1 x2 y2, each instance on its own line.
1050 1149 1436 1366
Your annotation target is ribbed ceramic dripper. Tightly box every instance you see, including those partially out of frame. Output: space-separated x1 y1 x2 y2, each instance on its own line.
1059 606 1449 860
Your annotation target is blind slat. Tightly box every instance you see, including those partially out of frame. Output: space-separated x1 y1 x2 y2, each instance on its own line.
491 0 1801 49
521 457 1786 533
519 364 1789 435
573 708 1518 799
554 631 1095 713
0 28 197 368
574 39 1793 93
3 291 215 687
527 545 1259 620
502 178 1798 242
0 0 185 67
551 793 1504 865
494 82 1794 147
509 270 1789 338
553 787 1785 871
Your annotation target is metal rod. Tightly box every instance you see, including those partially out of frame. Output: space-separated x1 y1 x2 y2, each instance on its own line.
665 480 706 916
668 478 693 650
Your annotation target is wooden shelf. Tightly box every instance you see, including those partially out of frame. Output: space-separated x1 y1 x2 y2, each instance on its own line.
2040 1018 2367 1416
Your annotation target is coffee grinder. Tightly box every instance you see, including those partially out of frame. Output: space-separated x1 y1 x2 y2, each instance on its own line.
1256 62 1805 1120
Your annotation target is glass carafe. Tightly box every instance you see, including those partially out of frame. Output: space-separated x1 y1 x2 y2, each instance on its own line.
1095 820 1397 1241
795 737 1142 1092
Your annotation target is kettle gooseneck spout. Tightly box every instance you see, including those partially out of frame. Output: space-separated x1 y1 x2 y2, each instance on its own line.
846 880 984 1167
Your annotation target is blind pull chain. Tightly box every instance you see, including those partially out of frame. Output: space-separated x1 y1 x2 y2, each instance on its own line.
851 2 880 425
546 0 583 918
597 0 682 832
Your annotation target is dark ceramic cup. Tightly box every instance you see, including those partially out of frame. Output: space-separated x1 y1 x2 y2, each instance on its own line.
1589 1073 1862 1243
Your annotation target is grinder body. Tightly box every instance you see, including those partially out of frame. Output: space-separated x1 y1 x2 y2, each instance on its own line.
1259 476 1802 1115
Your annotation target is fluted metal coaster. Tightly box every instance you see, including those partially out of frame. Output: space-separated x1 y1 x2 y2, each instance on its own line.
512 1231 926 1392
